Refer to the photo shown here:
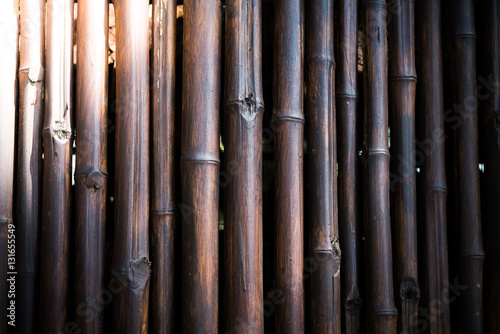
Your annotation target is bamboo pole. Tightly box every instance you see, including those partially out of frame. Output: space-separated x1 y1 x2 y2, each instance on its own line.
39 0 73 331
223 0 264 332
388 1 419 333
74 0 108 332
362 1 398 332
181 0 221 332
477 1 500 332
0 0 18 332
150 0 177 332
112 0 150 332
273 0 304 332
304 0 336 332
337 0 362 332
415 1 450 332
16 0 43 331
451 1 485 332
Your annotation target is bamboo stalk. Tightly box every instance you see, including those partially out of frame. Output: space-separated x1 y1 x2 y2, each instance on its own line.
337 0 362 332
39 0 73 331
362 1 398 332
16 0 43 331
0 0 18 332
223 0 264 332
415 1 450 333
451 1 485 332
477 1 500 332
112 0 150 332
150 0 177 332
181 0 221 332
332 50 341 334
304 0 336 332
388 1 419 333
74 0 108 332
273 0 304 332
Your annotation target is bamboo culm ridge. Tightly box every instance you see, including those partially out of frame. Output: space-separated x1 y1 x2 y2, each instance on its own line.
0 0 498 332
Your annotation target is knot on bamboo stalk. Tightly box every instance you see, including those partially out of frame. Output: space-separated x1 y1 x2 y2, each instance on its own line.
51 120 72 143
400 278 420 301
85 170 106 190
332 238 341 277
124 257 151 295
19 63 44 83
345 296 362 312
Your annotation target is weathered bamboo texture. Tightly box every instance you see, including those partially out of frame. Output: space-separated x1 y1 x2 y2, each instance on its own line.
112 0 150 332
452 1 485 332
181 0 221 332
331 35 341 334
150 0 177 332
337 0 361 332
39 0 73 332
388 1 419 333
16 0 43 332
223 0 264 333
273 0 304 332
305 0 336 332
479 1 500 332
416 0 450 333
362 1 398 332
0 0 18 332
75 0 108 332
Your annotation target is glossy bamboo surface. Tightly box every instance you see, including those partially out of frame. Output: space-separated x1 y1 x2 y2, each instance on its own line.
112 0 150 332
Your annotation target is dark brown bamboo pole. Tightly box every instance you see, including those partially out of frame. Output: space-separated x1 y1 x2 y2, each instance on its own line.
332 64 341 334
362 0 398 332
273 0 304 332
478 1 500 332
74 0 108 332
451 1 485 332
112 0 150 332
181 0 221 332
223 0 264 332
0 0 18 332
337 0 362 332
39 0 73 331
415 1 450 333
150 0 177 332
16 0 44 331
388 1 419 333
304 0 335 332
